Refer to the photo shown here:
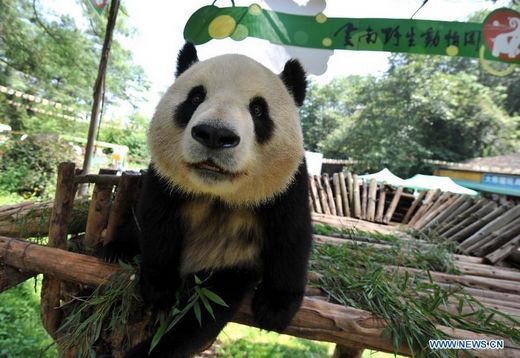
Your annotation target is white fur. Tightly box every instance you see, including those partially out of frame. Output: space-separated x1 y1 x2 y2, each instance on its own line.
149 54 304 206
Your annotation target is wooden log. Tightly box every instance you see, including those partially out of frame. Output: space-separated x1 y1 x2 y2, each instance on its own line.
360 179 367 220
485 234 520 265
454 261 520 282
332 174 344 217
424 195 471 231
447 205 506 243
0 200 88 238
460 205 520 253
366 179 377 222
41 162 77 338
407 190 439 227
414 194 457 231
346 171 354 210
338 173 350 217
2 236 518 357
382 186 403 224
315 175 331 215
507 249 520 266
437 198 488 236
443 201 497 240
401 190 426 224
84 169 117 249
323 174 337 216
0 265 34 293
102 172 141 245
352 175 361 219
309 175 322 214
74 174 121 186
375 183 386 223
311 214 400 236
472 219 520 257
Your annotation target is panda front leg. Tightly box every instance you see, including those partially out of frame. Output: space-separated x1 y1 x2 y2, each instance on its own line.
125 268 259 358
253 161 313 332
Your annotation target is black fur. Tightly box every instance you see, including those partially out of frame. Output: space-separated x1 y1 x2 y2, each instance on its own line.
280 59 307 107
110 161 313 357
174 85 206 128
176 42 198 77
249 96 274 144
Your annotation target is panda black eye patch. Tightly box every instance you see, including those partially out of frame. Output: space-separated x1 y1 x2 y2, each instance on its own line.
249 96 274 144
174 85 206 128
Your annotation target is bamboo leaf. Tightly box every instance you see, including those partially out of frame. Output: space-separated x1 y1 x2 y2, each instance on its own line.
193 300 202 326
200 294 215 319
201 288 228 307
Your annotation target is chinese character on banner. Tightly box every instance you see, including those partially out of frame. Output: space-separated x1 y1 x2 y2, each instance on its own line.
89 0 109 16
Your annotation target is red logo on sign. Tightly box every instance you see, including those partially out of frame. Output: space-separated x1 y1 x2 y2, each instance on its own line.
483 8 520 62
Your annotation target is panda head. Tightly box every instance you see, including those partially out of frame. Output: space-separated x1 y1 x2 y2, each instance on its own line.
149 43 307 206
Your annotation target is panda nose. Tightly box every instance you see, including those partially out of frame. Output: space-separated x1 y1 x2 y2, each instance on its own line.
191 124 240 149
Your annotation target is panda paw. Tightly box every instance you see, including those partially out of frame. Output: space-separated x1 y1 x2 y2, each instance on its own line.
102 241 136 263
251 286 303 332
139 273 179 310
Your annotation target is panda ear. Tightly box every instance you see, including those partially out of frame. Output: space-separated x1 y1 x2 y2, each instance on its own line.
280 59 307 106
176 42 199 77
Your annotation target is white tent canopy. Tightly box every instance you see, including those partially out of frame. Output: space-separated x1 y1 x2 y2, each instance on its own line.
402 174 478 196
358 168 407 188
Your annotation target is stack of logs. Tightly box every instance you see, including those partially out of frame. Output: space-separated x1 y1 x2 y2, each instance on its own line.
308 173 414 224
405 190 520 265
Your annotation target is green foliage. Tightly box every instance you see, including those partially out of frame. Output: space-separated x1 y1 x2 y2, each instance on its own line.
311 242 520 357
216 323 331 357
0 279 57 358
0 134 74 198
98 113 149 160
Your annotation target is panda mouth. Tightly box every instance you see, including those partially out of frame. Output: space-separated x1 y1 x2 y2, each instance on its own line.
189 160 238 177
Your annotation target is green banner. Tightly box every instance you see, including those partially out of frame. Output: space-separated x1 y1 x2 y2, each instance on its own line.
184 5 520 64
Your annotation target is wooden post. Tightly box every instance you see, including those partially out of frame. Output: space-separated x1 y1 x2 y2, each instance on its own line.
315 175 331 215
360 180 367 220
414 194 457 231
375 183 386 223
339 173 351 217
383 186 403 224
309 175 322 214
346 171 354 210
81 0 121 181
41 162 76 338
84 169 117 250
402 190 426 224
102 172 141 245
473 220 520 257
332 174 344 217
323 174 337 216
366 179 377 222
442 201 496 239
407 190 439 227
352 174 361 218
449 206 507 244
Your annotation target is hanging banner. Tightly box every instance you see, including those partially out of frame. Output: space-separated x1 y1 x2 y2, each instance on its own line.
89 0 109 16
184 4 520 64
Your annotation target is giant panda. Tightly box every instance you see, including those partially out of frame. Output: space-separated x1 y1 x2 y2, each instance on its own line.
108 43 313 357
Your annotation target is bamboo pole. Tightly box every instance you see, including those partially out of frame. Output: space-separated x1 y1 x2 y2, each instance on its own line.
366 179 377 222
423 195 470 232
414 194 457 231
437 198 487 236
407 190 439 227
447 205 506 243
332 174 344 217
443 201 497 240
315 175 331 215
352 175 361 219
375 183 386 223
485 235 520 265
41 162 77 338
460 205 520 253
402 190 426 224
360 179 367 220
472 220 520 257
323 174 337 216
309 175 322 214
339 173 351 217
382 186 403 224
346 172 354 210
84 169 117 249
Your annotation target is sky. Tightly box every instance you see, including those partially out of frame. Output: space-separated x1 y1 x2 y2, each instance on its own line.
43 0 511 118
